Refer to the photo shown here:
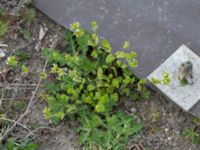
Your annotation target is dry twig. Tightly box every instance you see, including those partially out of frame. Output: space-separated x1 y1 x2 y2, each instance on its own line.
1 61 48 141
22 126 55 141
0 117 32 133
0 44 8 47
1 35 58 142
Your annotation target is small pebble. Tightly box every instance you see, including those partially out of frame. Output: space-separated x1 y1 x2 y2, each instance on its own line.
164 128 169 133
130 107 137 113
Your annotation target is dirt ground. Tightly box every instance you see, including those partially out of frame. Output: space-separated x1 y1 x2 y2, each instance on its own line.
127 92 200 150
1 2 200 150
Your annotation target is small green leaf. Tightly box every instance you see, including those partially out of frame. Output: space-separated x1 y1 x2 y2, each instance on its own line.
97 67 103 79
151 77 161 84
6 56 18 68
150 71 171 85
116 60 122 67
121 63 127 69
91 50 98 58
137 79 146 91
99 95 109 104
70 22 80 31
26 142 38 150
128 60 138 68
91 21 98 32
56 112 65 120
123 41 129 49
106 54 115 64
50 64 59 74
108 73 113 79
102 39 111 52
91 33 99 46
162 78 171 85
131 51 137 58
162 71 171 85
74 29 85 37
116 51 126 58
39 71 47 79
87 84 96 91
57 68 65 77
112 78 120 88
43 107 51 120
111 93 119 102
21 65 29 74
67 105 77 113
95 103 105 113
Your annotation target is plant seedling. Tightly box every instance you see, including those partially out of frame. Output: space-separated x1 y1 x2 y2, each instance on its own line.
6 56 18 68
184 128 200 144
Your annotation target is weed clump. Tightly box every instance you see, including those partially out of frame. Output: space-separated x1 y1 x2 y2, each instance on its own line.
42 21 146 149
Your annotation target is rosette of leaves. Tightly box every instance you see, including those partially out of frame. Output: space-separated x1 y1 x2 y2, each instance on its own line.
42 21 141 124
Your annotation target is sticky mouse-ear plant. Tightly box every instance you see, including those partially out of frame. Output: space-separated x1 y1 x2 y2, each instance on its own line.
42 21 143 124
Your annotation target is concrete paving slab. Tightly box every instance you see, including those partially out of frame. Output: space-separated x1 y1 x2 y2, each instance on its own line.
33 0 200 78
147 45 200 111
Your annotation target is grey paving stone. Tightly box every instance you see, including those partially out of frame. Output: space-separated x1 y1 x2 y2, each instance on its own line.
147 45 200 112
33 0 200 78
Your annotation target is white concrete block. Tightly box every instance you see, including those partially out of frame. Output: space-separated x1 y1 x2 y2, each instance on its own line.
148 45 200 111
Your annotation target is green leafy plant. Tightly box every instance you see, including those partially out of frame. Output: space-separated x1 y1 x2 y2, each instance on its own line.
77 109 142 150
0 21 8 37
42 21 143 124
184 128 200 144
